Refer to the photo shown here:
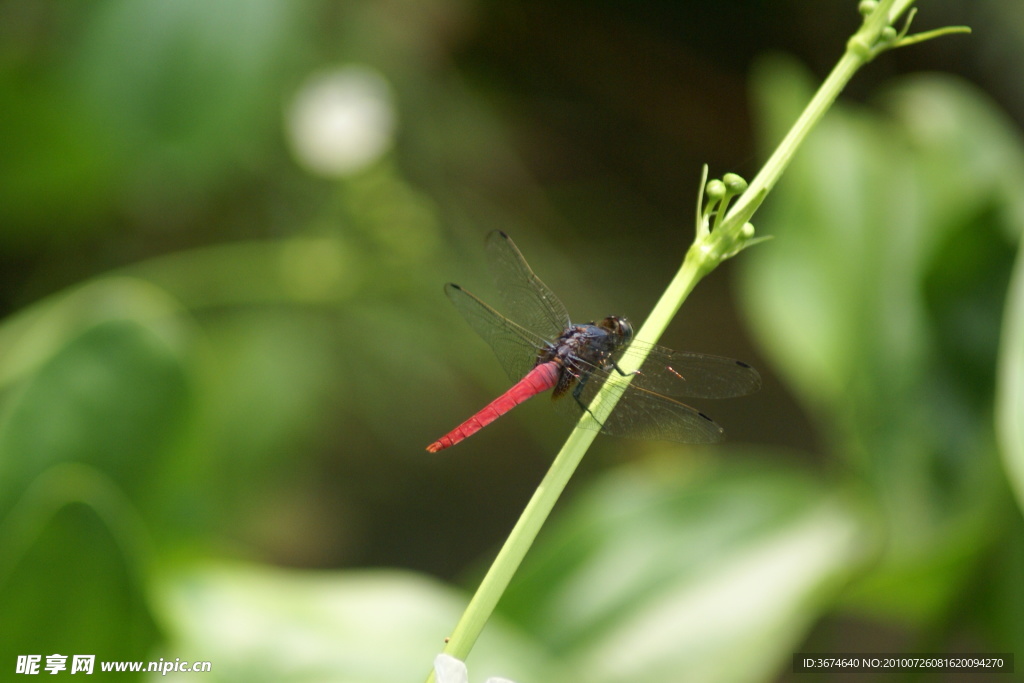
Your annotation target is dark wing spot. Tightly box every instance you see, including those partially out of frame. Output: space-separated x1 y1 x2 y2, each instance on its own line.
735 360 751 368
698 412 714 422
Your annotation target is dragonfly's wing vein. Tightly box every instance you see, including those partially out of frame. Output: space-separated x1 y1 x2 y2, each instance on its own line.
444 282 546 384
549 364 726 444
601 384 725 443
620 343 761 399
485 231 572 340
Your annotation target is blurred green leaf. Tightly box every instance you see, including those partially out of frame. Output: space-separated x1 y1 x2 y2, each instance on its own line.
739 59 1023 623
0 464 157 676
73 0 302 190
151 561 554 683
0 278 190 392
500 456 867 683
202 312 341 469
997 241 1024 511
979 513 1024 662
0 284 193 515
0 278 195 675
0 73 119 242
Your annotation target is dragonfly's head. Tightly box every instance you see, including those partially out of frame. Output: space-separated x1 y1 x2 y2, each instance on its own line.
599 316 633 342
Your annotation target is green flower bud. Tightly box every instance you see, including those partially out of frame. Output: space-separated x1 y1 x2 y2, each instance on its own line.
858 1 878 17
723 173 748 194
705 180 726 202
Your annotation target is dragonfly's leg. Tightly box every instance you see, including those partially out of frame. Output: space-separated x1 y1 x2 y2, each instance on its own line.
572 374 606 429
609 361 640 378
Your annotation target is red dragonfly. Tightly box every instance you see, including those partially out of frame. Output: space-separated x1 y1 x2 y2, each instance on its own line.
427 231 760 452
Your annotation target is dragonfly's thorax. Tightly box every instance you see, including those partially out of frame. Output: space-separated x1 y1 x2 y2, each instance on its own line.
536 318 631 397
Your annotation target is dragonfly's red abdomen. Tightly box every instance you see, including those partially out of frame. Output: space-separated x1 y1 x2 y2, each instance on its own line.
426 361 561 452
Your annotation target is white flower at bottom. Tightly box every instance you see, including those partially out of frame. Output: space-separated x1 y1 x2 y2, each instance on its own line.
433 654 516 683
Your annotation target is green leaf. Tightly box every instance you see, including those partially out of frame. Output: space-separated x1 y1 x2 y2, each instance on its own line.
151 562 555 683
0 316 191 514
0 279 195 674
0 73 119 243
0 464 159 677
739 58 1024 623
500 456 867 683
73 0 301 186
998 242 1024 511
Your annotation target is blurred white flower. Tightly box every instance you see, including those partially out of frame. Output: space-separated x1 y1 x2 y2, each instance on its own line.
433 654 516 683
286 65 395 177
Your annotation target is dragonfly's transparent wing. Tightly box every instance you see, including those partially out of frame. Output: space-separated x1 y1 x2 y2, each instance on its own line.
541 335 758 443
548 371 726 444
444 283 547 384
485 231 572 340
618 341 761 399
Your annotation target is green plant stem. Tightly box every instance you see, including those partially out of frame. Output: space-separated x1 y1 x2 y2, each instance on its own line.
718 0 889 236
435 425 599 664
426 2 967 678
720 49 862 232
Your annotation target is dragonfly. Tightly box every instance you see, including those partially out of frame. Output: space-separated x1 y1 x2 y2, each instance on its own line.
426 231 760 452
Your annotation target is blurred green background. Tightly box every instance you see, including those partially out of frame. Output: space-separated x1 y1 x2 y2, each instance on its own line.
1 0 1022 681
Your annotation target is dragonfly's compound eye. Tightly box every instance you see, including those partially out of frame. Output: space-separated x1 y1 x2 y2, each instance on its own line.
601 316 633 341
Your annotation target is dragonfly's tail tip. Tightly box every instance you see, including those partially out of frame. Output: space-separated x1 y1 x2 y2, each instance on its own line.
426 442 444 453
